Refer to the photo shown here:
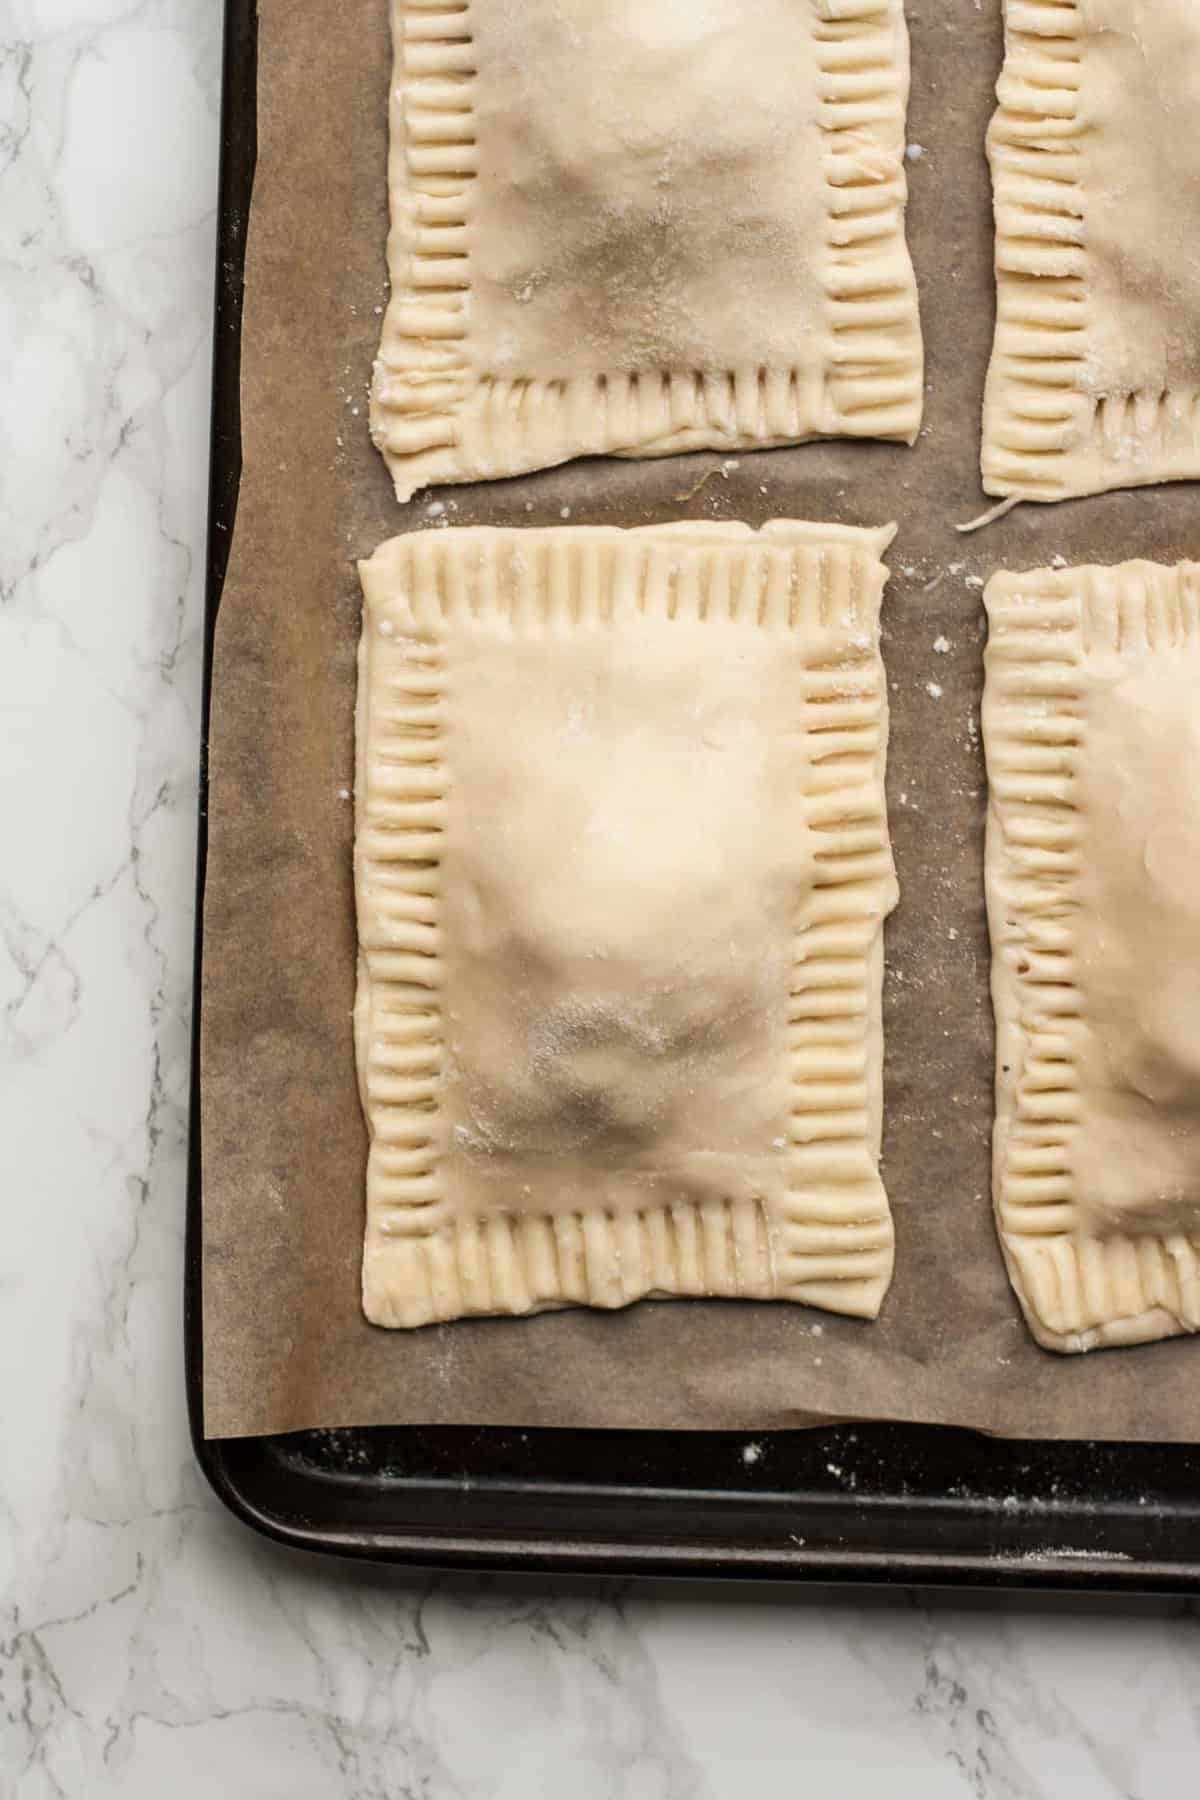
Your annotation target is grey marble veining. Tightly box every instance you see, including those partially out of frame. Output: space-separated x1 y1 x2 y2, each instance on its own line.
2 3 1199 1795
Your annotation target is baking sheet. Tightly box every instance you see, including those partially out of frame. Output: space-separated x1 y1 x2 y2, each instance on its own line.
200 0 1200 1441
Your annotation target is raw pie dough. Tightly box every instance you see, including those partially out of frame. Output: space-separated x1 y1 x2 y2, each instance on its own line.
984 0 1200 502
985 560 1200 1352
371 1 923 501
356 521 898 1327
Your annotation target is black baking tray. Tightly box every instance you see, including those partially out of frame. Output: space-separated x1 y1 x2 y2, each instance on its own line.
186 0 1200 1590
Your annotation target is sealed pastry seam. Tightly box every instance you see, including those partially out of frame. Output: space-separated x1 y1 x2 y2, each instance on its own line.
984 561 1200 1351
356 523 897 1327
372 1 922 500
983 0 1200 501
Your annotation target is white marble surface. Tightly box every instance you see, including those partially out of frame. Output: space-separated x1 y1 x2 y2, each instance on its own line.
3 3 1200 1795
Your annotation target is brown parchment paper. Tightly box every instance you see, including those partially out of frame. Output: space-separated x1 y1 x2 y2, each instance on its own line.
201 0 1200 1440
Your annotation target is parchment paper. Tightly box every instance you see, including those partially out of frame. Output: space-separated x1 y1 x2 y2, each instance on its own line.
201 0 1200 1440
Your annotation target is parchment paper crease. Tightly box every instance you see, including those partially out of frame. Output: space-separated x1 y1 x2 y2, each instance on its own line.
201 0 1200 1440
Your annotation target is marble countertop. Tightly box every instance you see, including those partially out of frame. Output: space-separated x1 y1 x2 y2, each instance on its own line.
3 3 1199 1794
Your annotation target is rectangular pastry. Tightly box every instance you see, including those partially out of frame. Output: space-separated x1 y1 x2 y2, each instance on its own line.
371 1 923 500
356 522 898 1327
984 0 1200 502
985 560 1200 1351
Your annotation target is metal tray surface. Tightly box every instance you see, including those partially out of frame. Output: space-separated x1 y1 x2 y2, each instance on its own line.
186 0 1200 1589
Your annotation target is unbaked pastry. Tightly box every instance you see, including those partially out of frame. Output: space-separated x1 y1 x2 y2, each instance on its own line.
985 559 1200 1352
356 521 898 1327
371 1 923 501
983 0 1200 502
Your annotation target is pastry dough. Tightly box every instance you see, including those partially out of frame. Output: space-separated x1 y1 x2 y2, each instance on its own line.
985 560 1200 1352
371 1 923 500
356 521 898 1326
984 0 1200 502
